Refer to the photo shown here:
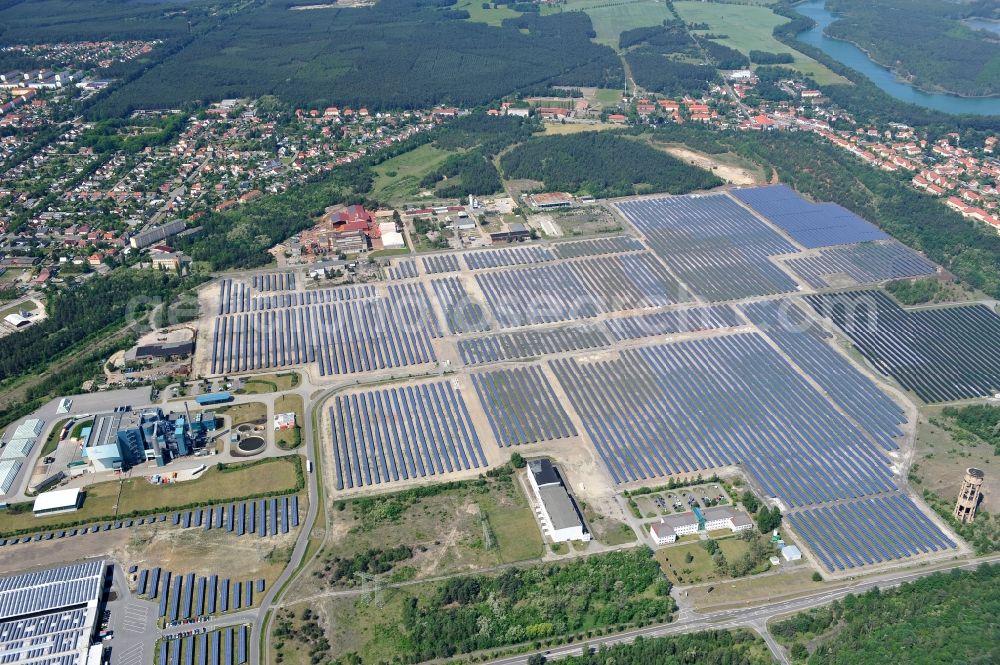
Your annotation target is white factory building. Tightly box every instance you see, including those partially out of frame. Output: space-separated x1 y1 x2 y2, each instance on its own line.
527 459 591 543
649 505 754 545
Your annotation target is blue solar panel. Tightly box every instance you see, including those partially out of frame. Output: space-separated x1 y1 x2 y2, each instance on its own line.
731 185 888 248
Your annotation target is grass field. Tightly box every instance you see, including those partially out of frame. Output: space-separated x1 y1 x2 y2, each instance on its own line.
0 299 39 320
0 456 301 535
593 87 624 104
239 372 299 394
544 0 672 49
217 401 267 427
40 417 70 458
542 122 617 135
655 533 774 585
371 143 455 204
673 1 848 85
456 0 521 27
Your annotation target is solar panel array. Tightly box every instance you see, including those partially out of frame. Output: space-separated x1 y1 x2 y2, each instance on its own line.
805 290 1000 402
605 305 742 341
0 606 89 665
553 236 645 259
137 566 264 620
0 560 104 621
474 256 687 329
251 272 295 291
464 245 556 270
217 279 375 315
329 381 488 489
741 300 906 450
431 277 491 334
731 185 888 248
457 325 612 365
472 366 577 447
0 460 21 494
210 283 441 376
386 258 417 280
784 241 936 288
787 493 956 571
616 195 799 301
549 333 897 507
421 254 462 274
162 625 250 665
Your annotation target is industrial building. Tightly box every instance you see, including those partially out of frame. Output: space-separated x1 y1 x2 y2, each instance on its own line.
649 506 754 545
83 407 213 471
32 487 83 516
526 192 573 209
0 560 107 665
527 459 590 543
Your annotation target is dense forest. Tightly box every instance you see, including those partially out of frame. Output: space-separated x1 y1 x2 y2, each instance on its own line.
86 0 622 115
940 404 1000 455
619 21 719 96
824 0 1000 98
400 548 674 661
500 132 722 198
550 630 772 665
771 563 1000 664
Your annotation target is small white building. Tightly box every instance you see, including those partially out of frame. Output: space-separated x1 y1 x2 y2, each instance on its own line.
32 487 82 516
781 545 802 561
378 221 405 249
273 412 296 431
648 505 754 545
527 459 590 543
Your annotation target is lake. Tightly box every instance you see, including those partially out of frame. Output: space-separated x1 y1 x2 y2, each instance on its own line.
795 0 1000 116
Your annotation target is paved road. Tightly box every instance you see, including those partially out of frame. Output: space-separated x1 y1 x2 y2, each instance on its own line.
482 554 1000 665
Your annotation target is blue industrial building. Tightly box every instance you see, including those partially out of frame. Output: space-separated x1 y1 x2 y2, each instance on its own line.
83 407 216 471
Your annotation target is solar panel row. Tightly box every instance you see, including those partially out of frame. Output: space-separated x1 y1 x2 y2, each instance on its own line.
787 493 956 571
386 258 418 280
163 626 249 665
805 290 1000 402
605 304 742 341
617 195 799 302
784 241 936 289
217 278 374 315
472 366 577 447
731 185 888 248
741 300 907 450
550 333 897 507
250 273 296 292
0 560 103 621
457 324 611 365
464 245 556 270
329 381 488 489
552 236 645 259
143 568 264 619
421 254 462 274
431 277 491 334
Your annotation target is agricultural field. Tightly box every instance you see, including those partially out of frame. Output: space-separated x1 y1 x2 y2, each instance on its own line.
544 0 673 49
672 1 847 85
542 122 618 135
455 0 521 27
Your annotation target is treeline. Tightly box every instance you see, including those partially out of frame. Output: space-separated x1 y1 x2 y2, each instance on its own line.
0 270 201 385
626 54 716 96
884 278 946 305
771 563 1000 664
544 630 772 665
499 132 722 199
420 151 502 198
401 549 674 661
91 0 623 115
749 50 794 65
619 21 719 96
824 0 1000 98
941 404 1000 455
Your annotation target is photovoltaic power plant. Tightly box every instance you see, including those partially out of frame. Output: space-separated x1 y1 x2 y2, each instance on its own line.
0 560 105 665
783 241 936 288
805 290 1000 402
217 279 375 315
472 366 576 446
328 381 488 489
457 325 612 365
161 625 249 665
552 235 644 259
137 566 263 620
210 283 441 376
250 272 295 291
740 300 906 450
464 245 556 270
786 493 956 571
549 333 898 506
604 304 742 341
386 258 417 280
731 185 888 248
616 194 799 301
